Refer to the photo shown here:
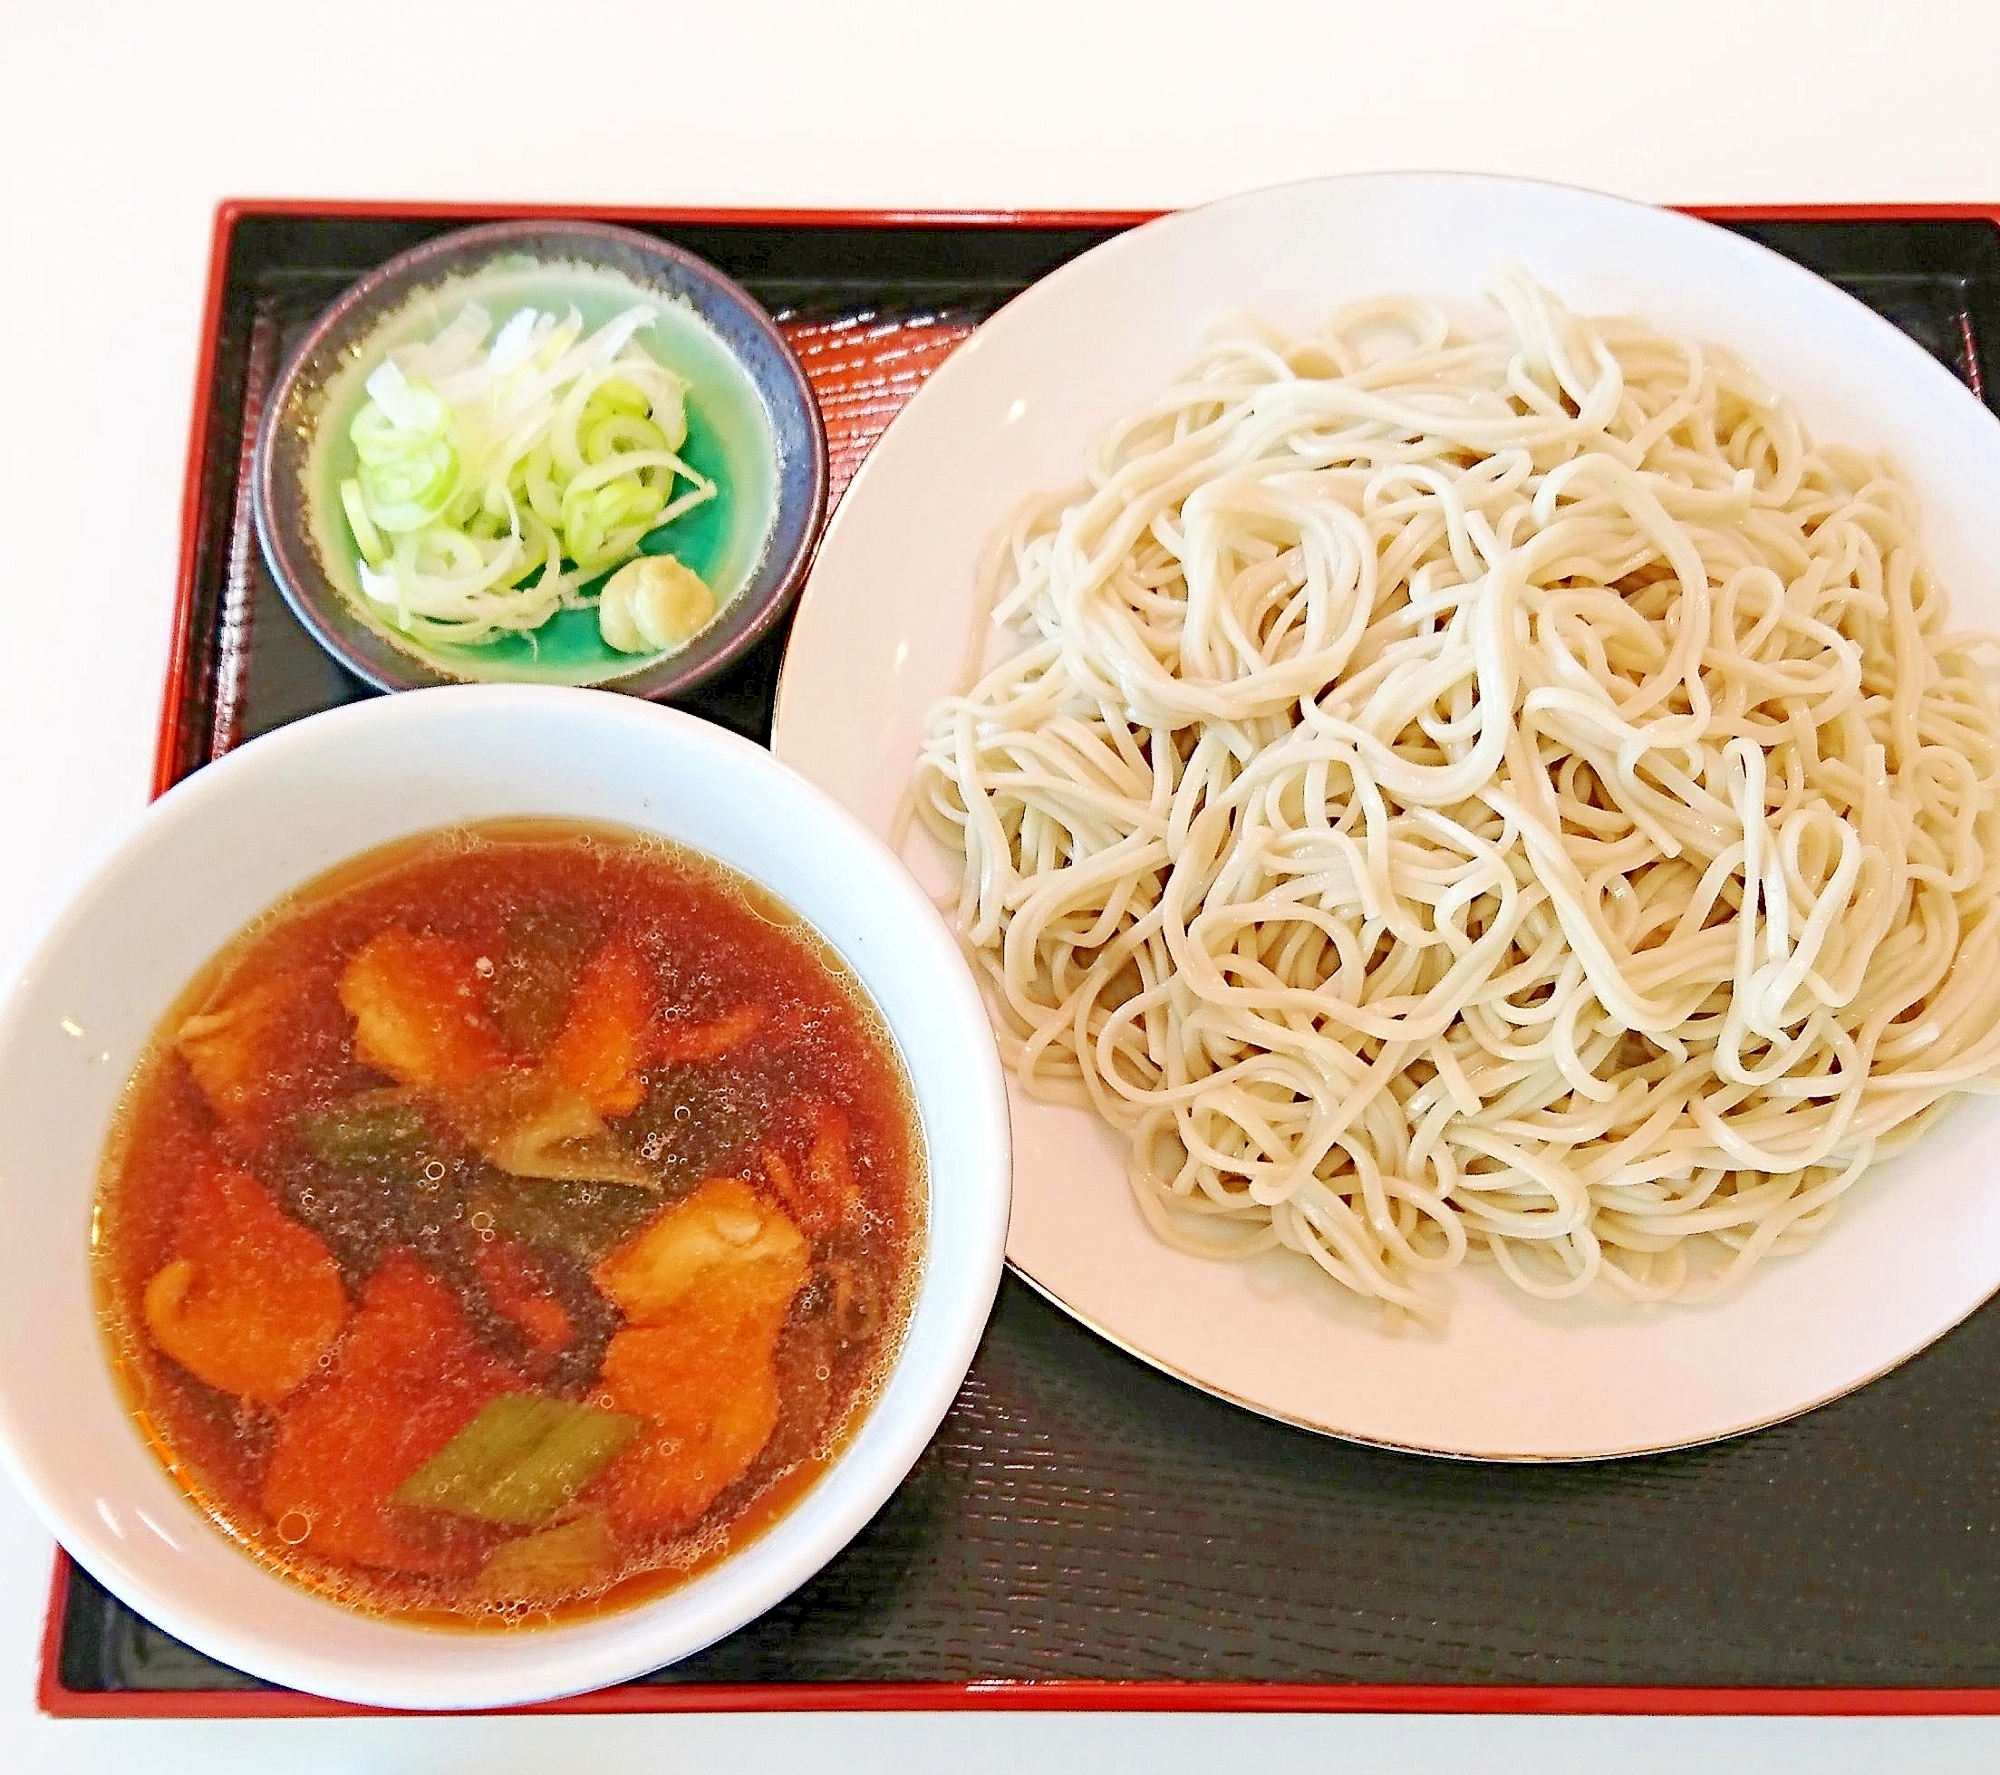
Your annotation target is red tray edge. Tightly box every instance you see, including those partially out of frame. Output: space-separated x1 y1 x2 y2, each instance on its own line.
103 193 2000 1724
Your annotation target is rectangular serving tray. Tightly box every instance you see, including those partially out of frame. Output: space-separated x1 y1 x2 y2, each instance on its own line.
40 196 2000 1719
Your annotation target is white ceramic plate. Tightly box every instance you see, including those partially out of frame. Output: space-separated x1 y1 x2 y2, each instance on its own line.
770 173 2000 1460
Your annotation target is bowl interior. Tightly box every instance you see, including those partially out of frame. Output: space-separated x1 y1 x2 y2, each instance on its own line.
0 687 1006 1709
259 226 826 698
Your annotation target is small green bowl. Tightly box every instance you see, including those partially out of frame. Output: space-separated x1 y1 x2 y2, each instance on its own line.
253 221 827 698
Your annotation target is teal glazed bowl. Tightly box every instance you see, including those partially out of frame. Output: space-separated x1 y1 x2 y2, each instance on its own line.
253 220 828 699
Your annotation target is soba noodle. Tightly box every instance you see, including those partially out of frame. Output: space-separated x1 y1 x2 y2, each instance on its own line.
910 270 2000 1325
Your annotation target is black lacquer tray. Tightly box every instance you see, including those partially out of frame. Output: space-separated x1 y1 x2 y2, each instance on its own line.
43 199 2000 1718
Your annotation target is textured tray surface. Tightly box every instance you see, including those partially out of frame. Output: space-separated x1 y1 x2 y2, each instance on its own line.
66 210 2000 1701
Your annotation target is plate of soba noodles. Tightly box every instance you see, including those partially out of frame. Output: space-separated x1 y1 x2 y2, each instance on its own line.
771 172 2000 1459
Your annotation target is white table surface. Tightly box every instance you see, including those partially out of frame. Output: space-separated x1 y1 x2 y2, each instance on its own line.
4 0 1998 1766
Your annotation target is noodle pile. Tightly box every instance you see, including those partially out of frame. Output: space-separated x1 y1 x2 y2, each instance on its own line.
911 272 2000 1324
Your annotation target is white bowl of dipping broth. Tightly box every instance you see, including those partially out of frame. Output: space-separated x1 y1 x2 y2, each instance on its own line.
0 685 1011 1710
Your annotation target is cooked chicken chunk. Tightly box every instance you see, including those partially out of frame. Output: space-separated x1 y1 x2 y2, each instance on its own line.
652 1003 764 1065
593 1177 807 1326
262 1252 511 1576
546 934 655 1117
439 1068 653 1186
589 1178 811 1535
338 928 506 1088
175 976 306 1125
141 1165 347 1405
803 1103 860 1226
757 1105 860 1236
594 1308 787 1536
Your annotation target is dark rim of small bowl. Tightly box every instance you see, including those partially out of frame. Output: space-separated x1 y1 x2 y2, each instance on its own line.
252 219 829 701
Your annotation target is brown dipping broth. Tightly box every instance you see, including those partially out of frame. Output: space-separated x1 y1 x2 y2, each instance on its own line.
93 820 924 1627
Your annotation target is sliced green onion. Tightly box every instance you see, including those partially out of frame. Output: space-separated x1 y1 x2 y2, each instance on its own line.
295 1095 431 1173
392 1396 640 1528
587 376 651 418
535 310 584 370
582 413 668 463
473 1510 615 1602
518 439 565 529
340 478 388 566
337 300 713 647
